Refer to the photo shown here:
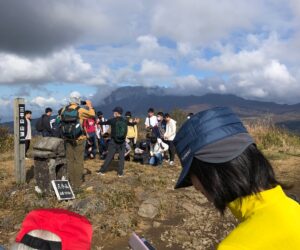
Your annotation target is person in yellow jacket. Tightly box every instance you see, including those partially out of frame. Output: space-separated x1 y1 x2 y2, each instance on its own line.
63 91 95 188
174 107 300 250
125 111 138 149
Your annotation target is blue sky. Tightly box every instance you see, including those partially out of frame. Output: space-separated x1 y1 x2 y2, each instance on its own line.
0 0 300 121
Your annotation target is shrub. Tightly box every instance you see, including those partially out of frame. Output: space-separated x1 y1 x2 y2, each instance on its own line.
0 126 14 153
245 118 300 156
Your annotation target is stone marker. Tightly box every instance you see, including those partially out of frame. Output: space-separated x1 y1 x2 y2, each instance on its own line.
33 137 67 192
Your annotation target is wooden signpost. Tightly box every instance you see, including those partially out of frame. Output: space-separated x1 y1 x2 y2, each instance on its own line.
14 98 26 183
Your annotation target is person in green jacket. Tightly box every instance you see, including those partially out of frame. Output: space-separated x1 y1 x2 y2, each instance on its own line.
174 107 300 250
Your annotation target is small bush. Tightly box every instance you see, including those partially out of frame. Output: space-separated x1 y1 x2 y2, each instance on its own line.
0 126 14 153
170 109 188 131
246 118 300 156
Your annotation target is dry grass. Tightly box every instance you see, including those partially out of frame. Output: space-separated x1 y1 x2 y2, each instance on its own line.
0 126 13 154
245 118 300 157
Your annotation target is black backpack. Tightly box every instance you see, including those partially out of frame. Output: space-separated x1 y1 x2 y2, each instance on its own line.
35 116 44 132
114 117 128 143
60 106 82 139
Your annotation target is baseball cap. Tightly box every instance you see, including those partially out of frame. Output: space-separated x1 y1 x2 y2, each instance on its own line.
174 107 254 189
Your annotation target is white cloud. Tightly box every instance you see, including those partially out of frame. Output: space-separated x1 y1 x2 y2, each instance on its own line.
151 0 276 45
263 60 295 84
139 59 172 77
0 98 11 106
175 75 201 88
193 49 266 73
137 35 160 51
177 42 192 56
0 49 91 84
31 96 57 107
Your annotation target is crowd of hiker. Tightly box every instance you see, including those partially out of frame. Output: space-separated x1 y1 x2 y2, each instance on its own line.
24 92 181 186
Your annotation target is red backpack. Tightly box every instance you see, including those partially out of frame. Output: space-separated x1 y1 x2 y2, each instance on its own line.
15 208 93 250
83 118 96 134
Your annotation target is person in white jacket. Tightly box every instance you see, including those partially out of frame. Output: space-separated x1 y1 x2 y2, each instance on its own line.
164 113 177 165
149 136 169 166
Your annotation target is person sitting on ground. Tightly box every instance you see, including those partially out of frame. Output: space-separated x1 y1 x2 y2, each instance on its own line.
173 107 300 250
145 108 158 131
96 107 139 177
24 110 32 159
100 132 111 159
164 113 177 166
125 111 138 149
133 133 152 165
39 107 54 137
149 136 169 166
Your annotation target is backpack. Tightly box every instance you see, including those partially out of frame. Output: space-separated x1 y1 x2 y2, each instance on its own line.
114 117 128 143
35 116 44 132
60 106 82 139
127 125 136 139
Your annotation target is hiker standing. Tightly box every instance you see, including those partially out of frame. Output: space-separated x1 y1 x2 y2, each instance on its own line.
96 111 109 159
152 111 166 139
145 108 158 130
24 110 32 159
164 113 177 165
53 108 63 138
97 107 138 177
125 111 138 149
36 107 53 137
60 92 95 188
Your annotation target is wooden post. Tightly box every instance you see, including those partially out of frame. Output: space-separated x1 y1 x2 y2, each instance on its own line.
14 98 26 183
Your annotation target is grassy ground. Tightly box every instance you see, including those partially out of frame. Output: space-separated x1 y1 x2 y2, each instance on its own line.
0 121 299 249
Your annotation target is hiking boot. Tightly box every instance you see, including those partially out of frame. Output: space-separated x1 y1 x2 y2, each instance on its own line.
169 161 174 166
118 174 124 178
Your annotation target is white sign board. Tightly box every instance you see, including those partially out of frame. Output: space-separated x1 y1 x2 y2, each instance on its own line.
51 180 75 201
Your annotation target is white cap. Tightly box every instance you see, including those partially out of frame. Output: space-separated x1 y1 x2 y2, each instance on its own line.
69 91 81 104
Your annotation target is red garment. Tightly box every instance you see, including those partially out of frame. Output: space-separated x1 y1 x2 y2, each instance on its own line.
16 208 93 250
83 118 96 134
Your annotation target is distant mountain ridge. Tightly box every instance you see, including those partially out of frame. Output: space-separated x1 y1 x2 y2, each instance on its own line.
95 86 300 133
96 86 300 116
1 86 300 133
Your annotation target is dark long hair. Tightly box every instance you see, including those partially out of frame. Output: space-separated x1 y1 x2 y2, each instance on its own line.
190 144 279 213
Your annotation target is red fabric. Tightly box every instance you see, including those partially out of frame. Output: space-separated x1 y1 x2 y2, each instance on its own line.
15 209 93 250
83 119 96 134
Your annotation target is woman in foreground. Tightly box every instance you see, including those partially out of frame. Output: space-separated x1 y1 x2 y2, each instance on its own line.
173 107 300 250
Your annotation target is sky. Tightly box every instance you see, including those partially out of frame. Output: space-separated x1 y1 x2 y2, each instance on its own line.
0 0 300 121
